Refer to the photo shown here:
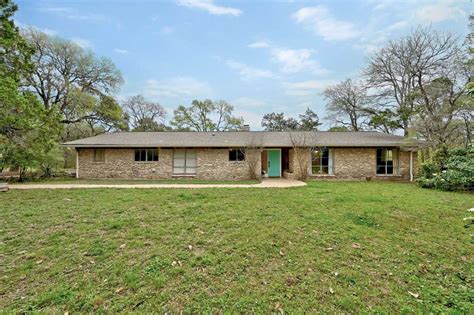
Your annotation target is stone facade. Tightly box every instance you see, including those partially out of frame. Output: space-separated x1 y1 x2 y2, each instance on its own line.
77 147 416 181
77 148 260 180
77 148 174 179
285 147 416 181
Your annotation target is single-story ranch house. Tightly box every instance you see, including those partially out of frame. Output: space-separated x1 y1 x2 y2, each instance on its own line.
64 131 421 181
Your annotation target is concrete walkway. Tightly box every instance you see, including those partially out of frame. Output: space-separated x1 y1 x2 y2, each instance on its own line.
8 178 306 190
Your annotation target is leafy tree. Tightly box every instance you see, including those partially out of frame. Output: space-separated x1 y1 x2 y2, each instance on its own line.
0 1 62 179
298 108 321 131
365 108 401 134
0 76 62 180
22 28 126 136
122 95 168 131
0 0 34 81
261 108 320 131
323 79 369 131
261 112 292 131
328 126 350 132
171 99 243 131
418 146 474 191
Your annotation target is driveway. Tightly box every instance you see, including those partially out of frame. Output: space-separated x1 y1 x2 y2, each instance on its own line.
7 178 306 190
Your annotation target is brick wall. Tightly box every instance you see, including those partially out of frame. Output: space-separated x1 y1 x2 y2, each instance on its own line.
77 148 173 179
77 148 260 180
330 148 416 180
77 147 416 181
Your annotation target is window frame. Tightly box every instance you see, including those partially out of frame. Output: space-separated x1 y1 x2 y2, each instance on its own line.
173 148 197 175
311 148 332 175
93 148 105 163
134 148 159 162
229 148 245 162
376 148 398 175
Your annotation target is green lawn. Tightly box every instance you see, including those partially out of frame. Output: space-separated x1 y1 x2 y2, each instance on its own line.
1 182 472 312
8 178 259 185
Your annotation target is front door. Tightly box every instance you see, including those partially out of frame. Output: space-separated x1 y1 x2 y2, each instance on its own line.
267 149 281 177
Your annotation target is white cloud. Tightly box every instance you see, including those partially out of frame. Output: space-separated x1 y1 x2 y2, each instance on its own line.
414 1 465 23
283 80 337 96
226 60 275 81
248 41 329 75
15 20 58 36
114 48 129 54
160 26 174 35
143 77 213 99
271 47 328 75
176 0 242 16
248 41 270 48
71 37 92 49
385 20 408 32
292 6 360 41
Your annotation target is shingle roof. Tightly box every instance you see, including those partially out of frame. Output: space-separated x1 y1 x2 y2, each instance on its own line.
63 131 422 148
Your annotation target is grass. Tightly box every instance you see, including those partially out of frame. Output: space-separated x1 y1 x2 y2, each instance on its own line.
1 181 472 312
7 178 259 185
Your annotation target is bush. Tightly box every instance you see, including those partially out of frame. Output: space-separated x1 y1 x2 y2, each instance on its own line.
417 146 474 191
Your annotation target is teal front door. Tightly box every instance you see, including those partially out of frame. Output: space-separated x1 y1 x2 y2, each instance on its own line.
267 149 281 177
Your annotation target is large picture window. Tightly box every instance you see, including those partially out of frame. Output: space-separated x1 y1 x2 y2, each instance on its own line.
173 149 197 174
93 149 105 162
376 148 398 175
229 148 245 161
134 148 159 162
312 148 333 175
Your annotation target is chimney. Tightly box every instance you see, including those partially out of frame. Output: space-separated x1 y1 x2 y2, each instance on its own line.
241 124 250 131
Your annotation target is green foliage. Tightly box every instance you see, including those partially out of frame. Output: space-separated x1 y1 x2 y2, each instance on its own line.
367 109 401 134
0 3 63 179
298 108 321 131
121 95 167 131
328 126 350 132
0 76 62 179
418 146 474 191
261 107 321 131
0 0 34 81
171 99 243 131
22 28 125 137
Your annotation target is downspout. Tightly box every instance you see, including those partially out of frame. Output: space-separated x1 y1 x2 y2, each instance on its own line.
76 148 79 179
409 151 413 182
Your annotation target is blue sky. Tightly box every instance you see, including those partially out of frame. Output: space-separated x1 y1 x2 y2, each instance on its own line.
15 0 472 129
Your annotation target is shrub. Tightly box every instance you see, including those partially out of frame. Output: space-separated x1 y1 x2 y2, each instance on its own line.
417 146 474 191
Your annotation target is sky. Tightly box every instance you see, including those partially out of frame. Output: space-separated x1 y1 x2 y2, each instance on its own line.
15 0 472 130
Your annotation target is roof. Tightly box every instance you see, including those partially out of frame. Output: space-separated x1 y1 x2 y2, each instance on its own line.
63 131 422 149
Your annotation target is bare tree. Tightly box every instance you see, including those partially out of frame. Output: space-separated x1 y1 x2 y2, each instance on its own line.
323 79 369 131
410 32 470 148
364 27 460 136
244 133 264 180
289 132 318 181
122 95 167 131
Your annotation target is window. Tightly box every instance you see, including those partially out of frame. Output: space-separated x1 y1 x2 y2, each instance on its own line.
229 148 245 161
93 149 105 162
376 148 398 175
173 149 197 174
312 148 331 175
134 148 159 162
